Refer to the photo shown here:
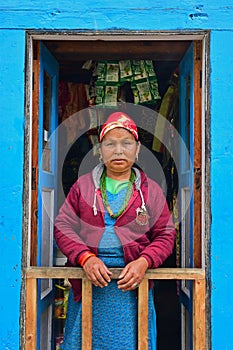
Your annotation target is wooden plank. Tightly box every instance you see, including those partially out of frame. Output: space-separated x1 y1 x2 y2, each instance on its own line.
25 278 37 350
193 40 203 268
45 40 191 61
145 268 205 280
193 279 206 350
26 266 86 279
138 278 148 350
82 279 92 350
26 267 205 280
30 40 40 266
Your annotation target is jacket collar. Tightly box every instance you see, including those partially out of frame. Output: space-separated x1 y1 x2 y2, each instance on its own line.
92 163 142 190
91 163 146 216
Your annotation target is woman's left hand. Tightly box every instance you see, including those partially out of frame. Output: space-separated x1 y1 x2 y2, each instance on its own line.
117 257 148 291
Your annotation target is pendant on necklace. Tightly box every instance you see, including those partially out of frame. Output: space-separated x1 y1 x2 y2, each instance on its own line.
136 207 148 226
106 205 114 217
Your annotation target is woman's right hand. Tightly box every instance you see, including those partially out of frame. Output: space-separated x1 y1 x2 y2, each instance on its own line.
83 256 112 288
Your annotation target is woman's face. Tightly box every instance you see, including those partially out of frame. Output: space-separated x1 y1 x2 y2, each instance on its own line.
100 128 140 178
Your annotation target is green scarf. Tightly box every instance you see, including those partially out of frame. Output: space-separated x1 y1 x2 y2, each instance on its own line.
100 169 135 218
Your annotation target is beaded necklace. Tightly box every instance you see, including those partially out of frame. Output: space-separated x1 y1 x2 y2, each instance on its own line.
100 168 135 218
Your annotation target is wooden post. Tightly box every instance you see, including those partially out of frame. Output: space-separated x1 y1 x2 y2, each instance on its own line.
25 278 37 350
30 40 40 266
193 279 206 350
138 278 148 350
82 278 92 350
193 40 203 268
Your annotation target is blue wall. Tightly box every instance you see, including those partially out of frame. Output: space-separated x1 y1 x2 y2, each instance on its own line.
210 30 233 349
0 1 233 30
0 1 233 349
0 30 25 348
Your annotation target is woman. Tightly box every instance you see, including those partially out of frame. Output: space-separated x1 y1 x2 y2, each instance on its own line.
54 112 176 350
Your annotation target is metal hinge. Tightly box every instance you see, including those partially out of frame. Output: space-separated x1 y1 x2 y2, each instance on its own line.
32 72 35 91
31 167 37 190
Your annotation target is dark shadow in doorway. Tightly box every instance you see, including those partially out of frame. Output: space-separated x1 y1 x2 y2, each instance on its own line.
155 253 181 350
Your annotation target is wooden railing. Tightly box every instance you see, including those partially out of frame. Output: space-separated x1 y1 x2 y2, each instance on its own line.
25 267 206 350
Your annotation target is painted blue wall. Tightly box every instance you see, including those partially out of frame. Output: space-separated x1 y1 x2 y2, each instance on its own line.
210 30 233 350
0 30 25 348
0 1 233 349
0 1 233 30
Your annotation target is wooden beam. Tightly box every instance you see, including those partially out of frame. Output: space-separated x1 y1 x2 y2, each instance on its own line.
193 40 203 268
146 268 205 280
26 266 86 279
82 279 92 350
25 278 37 350
30 40 40 266
26 267 205 280
193 279 206 350
45 40 191 61
138 279 149 350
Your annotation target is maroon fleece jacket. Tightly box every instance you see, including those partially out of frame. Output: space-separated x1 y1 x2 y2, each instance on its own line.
54 168 176 301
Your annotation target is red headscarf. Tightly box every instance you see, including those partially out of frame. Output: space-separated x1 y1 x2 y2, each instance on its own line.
99 112 138 142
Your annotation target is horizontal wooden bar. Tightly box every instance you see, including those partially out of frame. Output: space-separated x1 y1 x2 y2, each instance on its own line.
26 266 86 279
145 268 205 280
25 267 205 280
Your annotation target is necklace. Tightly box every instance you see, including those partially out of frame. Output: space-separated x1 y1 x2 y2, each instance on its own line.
100 169 135 218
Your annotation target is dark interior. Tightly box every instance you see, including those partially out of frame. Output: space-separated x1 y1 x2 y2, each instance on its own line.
45 39 190 96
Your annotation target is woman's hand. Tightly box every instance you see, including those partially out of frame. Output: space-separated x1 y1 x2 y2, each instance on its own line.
117 257 148 291
83 256 112 288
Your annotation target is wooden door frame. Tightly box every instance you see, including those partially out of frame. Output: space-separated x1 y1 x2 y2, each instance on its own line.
22 30 211 349
31 40 40 266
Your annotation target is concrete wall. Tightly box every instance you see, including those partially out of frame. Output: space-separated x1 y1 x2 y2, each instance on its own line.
0 1 233 349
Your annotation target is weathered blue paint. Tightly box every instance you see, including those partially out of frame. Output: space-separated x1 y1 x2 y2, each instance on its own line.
0 29 25 349
0 1 232 31
0 1 233 349
210 30 233 350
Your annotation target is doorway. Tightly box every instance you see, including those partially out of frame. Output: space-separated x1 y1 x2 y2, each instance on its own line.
27 32 207 350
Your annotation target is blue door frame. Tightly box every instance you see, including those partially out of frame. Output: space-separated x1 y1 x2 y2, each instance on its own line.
179 43 194 350
37 42 59 350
